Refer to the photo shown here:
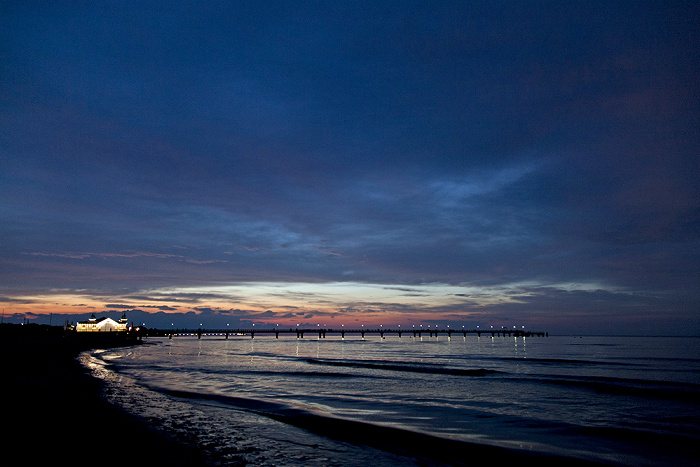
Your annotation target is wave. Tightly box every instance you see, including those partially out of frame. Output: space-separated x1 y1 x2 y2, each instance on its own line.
521 374 700 402
158 388 607 466
305 357 499 376
114 359 699 402
501 355 700 369
499 357 623 365
571 424 698 444
115 362 367 380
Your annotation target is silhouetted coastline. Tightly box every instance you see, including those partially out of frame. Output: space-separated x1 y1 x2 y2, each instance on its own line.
0 324 214 467
6 325 693 466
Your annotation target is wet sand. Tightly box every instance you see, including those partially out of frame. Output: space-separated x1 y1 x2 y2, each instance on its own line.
0 325 213 467
1 325 611 467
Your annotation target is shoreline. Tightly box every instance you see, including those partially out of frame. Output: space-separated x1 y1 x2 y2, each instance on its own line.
0 326 214 467
1 326 622 466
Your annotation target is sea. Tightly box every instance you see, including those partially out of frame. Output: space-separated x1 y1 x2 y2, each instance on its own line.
81 334 700 466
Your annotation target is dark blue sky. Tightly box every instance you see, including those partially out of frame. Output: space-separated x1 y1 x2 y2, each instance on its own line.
2 1 698 334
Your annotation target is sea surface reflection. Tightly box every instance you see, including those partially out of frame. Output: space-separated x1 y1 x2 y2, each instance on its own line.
89 335 700 466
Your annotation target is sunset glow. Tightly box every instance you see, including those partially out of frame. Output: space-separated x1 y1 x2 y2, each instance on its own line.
1 2 698 335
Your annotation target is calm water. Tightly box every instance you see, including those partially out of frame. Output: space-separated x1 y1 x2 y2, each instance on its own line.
83 335 700 466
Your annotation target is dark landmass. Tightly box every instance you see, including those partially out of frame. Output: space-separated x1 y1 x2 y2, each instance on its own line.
0 324 214 467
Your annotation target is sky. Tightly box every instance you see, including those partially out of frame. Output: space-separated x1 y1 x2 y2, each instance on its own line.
1 1 699 335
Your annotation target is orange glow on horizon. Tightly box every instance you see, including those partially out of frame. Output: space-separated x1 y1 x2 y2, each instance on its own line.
0 281 574 329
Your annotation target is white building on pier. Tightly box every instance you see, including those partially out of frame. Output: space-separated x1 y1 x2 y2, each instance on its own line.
75 314 129 332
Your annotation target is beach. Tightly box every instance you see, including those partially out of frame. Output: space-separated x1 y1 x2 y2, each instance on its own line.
91 333 700 466
4 327 698 466
0 325 213 467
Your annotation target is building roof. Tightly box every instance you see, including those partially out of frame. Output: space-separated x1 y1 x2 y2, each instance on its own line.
77 316 116 325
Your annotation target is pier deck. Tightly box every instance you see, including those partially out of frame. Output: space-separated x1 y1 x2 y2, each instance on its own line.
151 328 548 339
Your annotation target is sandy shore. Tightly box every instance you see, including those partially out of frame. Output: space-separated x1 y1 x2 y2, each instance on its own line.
2 325 613 467
0 325 214 467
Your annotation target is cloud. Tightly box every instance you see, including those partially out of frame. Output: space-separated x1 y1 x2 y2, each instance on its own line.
128 292 243 304
139 305 178 311
28 252 180 260
0 296 36 304
0 2 698 335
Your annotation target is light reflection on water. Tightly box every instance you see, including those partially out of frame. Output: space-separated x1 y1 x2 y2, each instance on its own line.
96 335 700 465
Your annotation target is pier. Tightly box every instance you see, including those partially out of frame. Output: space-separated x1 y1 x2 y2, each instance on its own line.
152 327 548 339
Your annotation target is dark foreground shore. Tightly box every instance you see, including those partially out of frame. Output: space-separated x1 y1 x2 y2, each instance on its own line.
1 325 613 467
0 325 213 467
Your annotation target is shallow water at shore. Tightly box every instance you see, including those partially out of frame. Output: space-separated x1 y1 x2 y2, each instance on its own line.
84 348 415 466
85 335 700 466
